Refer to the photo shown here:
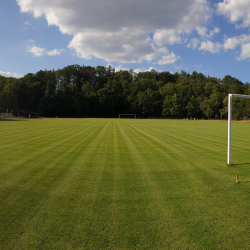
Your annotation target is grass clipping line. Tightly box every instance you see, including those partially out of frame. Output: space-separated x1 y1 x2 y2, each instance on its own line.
0 118 250 249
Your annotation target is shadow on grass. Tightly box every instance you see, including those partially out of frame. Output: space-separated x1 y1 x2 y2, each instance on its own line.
228 163 250 167
239 181 250 183
0 119 29 122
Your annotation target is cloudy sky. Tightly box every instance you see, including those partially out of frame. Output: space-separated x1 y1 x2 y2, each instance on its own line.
1 0 250 82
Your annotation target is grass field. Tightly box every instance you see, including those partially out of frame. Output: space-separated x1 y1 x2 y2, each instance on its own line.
1 118 250 249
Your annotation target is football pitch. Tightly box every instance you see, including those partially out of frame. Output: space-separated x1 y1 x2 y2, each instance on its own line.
1 118 250 249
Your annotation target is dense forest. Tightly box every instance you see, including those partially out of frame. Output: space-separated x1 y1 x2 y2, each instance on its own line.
0 64 250 119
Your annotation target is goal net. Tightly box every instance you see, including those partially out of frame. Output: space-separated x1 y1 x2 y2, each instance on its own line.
119 114 136 119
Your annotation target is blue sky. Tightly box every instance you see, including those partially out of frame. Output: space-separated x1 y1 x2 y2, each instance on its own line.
1 0 250 83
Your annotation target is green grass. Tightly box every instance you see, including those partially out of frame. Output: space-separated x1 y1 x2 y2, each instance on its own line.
1 118 250 249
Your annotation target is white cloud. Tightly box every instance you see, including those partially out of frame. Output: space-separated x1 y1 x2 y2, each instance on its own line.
157 52 180 65
28 45 64 57
196 26 220 38
199 40 222 53
223 34 250 50
174 64 187 70
106 63 113 68
195 33 250 57
68 29 180 64
191 27 221 52
223 37 240 50
237 43 250 60
132 67 162 73
146 67 163 72
132 67 163 73
17 0 211 64
47 49 64 56
68 29 156 63
145 67 156 72
0 71 23 78
23 21 37 29
187 38 200 49
28 46 46 56
105 64 157 73
134 68 144 73
217 0 250 28
114 65 129 72
209 27 220 37
27 39 35 43
106 65 162 73
17 0 211 33
196 26 207 37
153 29 183 46
23 21 31 26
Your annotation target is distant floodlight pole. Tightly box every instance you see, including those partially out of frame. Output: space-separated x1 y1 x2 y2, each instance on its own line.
227 93 250 164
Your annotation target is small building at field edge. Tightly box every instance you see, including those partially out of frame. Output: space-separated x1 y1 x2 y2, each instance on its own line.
12 109 39 118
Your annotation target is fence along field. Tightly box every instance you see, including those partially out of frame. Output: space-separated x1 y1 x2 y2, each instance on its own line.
0 118 250 249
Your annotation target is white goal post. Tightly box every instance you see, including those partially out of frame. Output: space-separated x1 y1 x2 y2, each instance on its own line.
227 93 250 164
119 114 136 119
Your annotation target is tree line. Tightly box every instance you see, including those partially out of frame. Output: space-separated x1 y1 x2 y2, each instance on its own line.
0 64 250 119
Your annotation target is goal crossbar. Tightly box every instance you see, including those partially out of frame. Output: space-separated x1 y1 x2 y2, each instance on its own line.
228 94 250 164
119 114 136 119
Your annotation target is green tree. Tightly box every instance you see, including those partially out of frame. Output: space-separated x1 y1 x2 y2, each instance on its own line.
210 92 223 118
185 95 201 117
162 95 172 117
201 99 213 118
170 93 184 117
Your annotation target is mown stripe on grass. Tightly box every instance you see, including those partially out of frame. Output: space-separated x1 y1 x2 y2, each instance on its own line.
0 119 110 248
118 119 250 249
115 120 198 249
1 119 250 249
